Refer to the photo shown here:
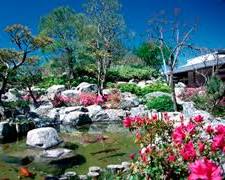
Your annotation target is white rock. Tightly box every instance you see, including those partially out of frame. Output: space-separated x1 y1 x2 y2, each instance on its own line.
86 105 102 118
47 85 65 100
26 127 62 149
120 92 139 110
105 109 126 121
75 82 98 93
61 90 79 98
41 148 72 158
62 111 92 126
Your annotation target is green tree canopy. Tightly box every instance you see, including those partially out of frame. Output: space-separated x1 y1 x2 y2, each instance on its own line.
136 42 170 70
39 7 94 79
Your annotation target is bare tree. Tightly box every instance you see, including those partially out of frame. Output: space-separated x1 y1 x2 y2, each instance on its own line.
148 11 196 111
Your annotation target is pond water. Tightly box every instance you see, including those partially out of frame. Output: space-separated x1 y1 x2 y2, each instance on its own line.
0 123 137 179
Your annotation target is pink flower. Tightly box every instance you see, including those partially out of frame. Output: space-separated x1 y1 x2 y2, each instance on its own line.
193 115 204 123
206 125 214 134
198 141 205 153
185 122 196 135
123 117 134 128
188 158 222 180
215 125 225 135
180 114 184 122
168 154 176 162
134 116 145 126
180 141 196 161
135 131 141 141
146 144 152 154
172 126 186 145
163 112 170 121
211 135 225 152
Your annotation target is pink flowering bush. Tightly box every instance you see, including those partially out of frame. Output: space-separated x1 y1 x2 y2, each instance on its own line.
124 114 225 179
51 93 107 107
178 87 206 101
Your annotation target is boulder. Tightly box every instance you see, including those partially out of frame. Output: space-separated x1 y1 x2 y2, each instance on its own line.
175 82 186 88
86 105 102 118
74 82 98 93
175 82 186 97
32 103 54 116
41 148 72 158
137 81 146 88
0 121 17 142
144 91 171 100
61 90 79 99
2 88 20 102
120 92 139 110
47 108 61 120
26 127 62 149
59 106 88 122
47 85 65 100
105 109 126 121
90 110 110 122
130 105 149 117
182 101 196 119
62 111 92 126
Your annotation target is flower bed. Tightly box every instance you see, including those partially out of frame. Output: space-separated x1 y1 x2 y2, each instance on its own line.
123 114 225 179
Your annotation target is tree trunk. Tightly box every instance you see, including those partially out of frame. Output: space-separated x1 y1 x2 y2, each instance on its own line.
66 48 76 81
169 71 178 111
0 76 8 104
28 86 39 107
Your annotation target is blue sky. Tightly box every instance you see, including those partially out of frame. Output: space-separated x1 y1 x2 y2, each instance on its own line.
0 0 225 53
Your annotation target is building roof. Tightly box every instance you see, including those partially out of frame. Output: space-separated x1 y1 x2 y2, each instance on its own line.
174 52 225 74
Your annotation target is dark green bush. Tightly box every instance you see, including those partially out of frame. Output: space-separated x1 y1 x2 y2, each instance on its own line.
140 83 171 95
118 83 171 96
118 83 141 95
146 95 174 112
107 65 159 82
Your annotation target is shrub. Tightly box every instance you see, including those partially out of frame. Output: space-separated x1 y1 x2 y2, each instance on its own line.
146 95 174 112
123 115 225 179
118 83 141 95
107 65 159 82
140 83 171 95
118 83 171 96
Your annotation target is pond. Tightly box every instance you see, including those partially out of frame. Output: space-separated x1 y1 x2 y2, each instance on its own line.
0 123 137 179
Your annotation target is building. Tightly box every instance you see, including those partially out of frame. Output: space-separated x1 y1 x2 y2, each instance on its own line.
173 50 225 87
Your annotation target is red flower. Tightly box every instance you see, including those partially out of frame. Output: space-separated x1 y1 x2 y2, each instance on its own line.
123 117 134 128
180 141 196 161
206 125 214 134
188 158 222 180
193 115 204 123
198 141 205 153
134 116 145 126
152 113 158 121
129 153 136 160
172 126 186 145
211 135 225 152
168 154 176 162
